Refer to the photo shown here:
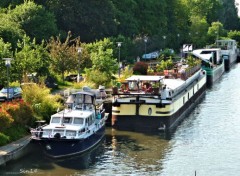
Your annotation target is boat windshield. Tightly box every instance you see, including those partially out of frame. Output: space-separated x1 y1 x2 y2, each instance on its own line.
51 117 61 123
73 118 84 125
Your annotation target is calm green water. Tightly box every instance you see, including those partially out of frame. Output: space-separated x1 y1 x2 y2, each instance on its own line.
1 63 240 176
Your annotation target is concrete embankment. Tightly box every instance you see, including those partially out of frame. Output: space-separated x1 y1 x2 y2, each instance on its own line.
0 136 31 166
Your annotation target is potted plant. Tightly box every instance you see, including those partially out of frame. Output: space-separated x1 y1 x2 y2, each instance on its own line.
112 80 119 94
152 82 160 95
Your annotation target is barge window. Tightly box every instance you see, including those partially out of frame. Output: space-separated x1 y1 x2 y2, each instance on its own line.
74 118 84 124
197 84 199 90
183 97 185 104
193 87 195 94
51 117 61 123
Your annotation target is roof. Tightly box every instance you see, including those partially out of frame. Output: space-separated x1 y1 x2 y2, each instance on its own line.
163 78 185 90
126 75 164 82
192 48 220 62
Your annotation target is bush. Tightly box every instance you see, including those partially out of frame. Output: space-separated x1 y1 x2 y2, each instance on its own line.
5 100 35 126
22 83 62 122
0 108 14 132
0 133 10 146
3 126 28 142
84 69 111 88
133 62 148 75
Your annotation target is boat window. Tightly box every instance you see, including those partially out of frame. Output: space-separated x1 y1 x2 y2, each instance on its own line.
51 117 61 123
53 129 64 136
43 129 52 136
183 96 185 104
74 118 84 124
63 117 72 124
85 95 92 104
66 130 76 137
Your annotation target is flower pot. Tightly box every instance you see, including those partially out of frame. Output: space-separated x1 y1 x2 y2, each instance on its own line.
112 87 118 94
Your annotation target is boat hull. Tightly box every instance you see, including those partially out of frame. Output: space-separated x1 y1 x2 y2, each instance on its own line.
31 126 105 159
112 74 207 133
203 63 224 87
223 53 237 71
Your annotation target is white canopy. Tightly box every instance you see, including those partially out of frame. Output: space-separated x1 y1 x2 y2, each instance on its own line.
126 75 164 82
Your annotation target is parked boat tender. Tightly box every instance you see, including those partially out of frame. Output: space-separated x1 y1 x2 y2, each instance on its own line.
31 91 108 159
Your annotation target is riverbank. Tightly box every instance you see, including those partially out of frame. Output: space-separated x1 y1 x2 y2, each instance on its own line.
0 136 31 166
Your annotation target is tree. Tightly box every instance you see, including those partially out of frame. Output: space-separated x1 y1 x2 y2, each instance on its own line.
0 10 25 49
42 0 117 42
85 38 118 86
48 32 80 81
8 1 58 43
228 30 240 47
14 35 50 82
0 38 13 86
219 0 240 30
207 21 226 44
190 16 209 48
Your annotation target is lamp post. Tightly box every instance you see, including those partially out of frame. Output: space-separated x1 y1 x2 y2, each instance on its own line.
215 31 219 41
116 42 122 78
3 58 13 101
143 36 148 61
177 33 180 48
163 35 166 49
77 47 82 83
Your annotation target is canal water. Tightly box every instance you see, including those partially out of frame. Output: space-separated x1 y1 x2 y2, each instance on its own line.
1 63 240 176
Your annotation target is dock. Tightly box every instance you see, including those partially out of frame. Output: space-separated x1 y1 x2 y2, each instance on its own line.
0 136 31 166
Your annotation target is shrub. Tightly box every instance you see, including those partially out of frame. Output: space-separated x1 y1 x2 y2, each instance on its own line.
22 83 62 122
0 108 14 132
0 133 10 146
133 62 148 75
84 69 111 88
3 126 27 142
5 100 35 126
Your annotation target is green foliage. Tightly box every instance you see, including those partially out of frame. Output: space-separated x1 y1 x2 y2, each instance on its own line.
14 35 50 81
2 125 28 142
133 61 148 75
84 69 112 88
207 21 226 44
0 133 10 146
85 38 118 85
48 33 80 81
72 81 96 89
0 38 13 86
156 59 174 72
120 65 133 80
22 83 62 121
43 1 117 42
0 108 14 132
0 11 25 49
9 0 58 43
186 55 201 67
228 30 240 47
